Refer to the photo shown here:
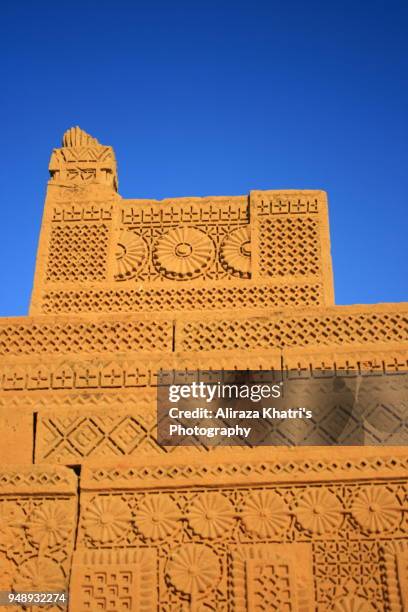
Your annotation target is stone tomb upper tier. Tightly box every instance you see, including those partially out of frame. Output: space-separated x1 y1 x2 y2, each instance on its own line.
30 127 334 315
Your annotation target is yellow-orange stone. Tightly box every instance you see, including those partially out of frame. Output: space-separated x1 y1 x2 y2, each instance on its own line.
0 126 407 610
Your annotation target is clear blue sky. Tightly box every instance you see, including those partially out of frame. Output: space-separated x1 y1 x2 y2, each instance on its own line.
0 0 407 316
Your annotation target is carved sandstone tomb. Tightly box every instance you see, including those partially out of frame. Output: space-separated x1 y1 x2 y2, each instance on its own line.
0 126 407 610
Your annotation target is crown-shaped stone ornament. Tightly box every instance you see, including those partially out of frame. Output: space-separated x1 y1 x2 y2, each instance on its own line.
48 126 118 190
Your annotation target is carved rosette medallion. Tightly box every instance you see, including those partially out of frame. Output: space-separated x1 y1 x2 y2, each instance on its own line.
115 231 148 280
27 503 72 548
350 486 401 533
219 226 251 277
187 492 235 538
153 227 215 279
295 488 343 534
166 544 220 596
241 491 290 537
135 495 180 540
82 496 131 543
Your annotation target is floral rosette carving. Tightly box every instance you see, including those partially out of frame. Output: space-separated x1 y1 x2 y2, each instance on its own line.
82 496 131 543
0 504 25 556
115 231 147 280
135 495 179 540
187 492 235 538
27 503 72 549
295 488 343 534
350 486 401 533
241 491 290 537
332 596 376 611
166 544 220 596
14 558 65 591
219 226 251 277
153 227 215 279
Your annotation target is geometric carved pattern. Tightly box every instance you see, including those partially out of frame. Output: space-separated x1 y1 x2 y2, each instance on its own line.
3 308 405 356
0 363 153 391
259 216 320 277
83 454 408 488
69 548 157 612
120 198 249 226
231 543 313 611
51 201 113 223
0 320 172 355
253 191 320 216
0 467 76 494
40 283 323 313
250 561 293 609
36 412 163 462
0 352 406 393
46 224 109 281
313 540 385 610
180 311 408 351
2 369 403 463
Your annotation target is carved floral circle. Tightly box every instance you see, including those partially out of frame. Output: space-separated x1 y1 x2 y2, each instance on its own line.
27 503 72 548
220 226 251 277
350 486 401 533
153 227 214 279
166 544 220 596
14 558 65 591
187 492 235 538
135 495 179 540
332 596 376 611
115 231 147 280
82 496 131 543
0 504 25 555
295 488 343 534
241 491 290 537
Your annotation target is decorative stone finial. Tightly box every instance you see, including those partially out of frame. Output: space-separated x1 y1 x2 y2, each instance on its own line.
49 126 118 190
62 126 100 148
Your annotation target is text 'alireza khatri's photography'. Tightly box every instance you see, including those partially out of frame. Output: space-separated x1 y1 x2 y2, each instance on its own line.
0 1 407 610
